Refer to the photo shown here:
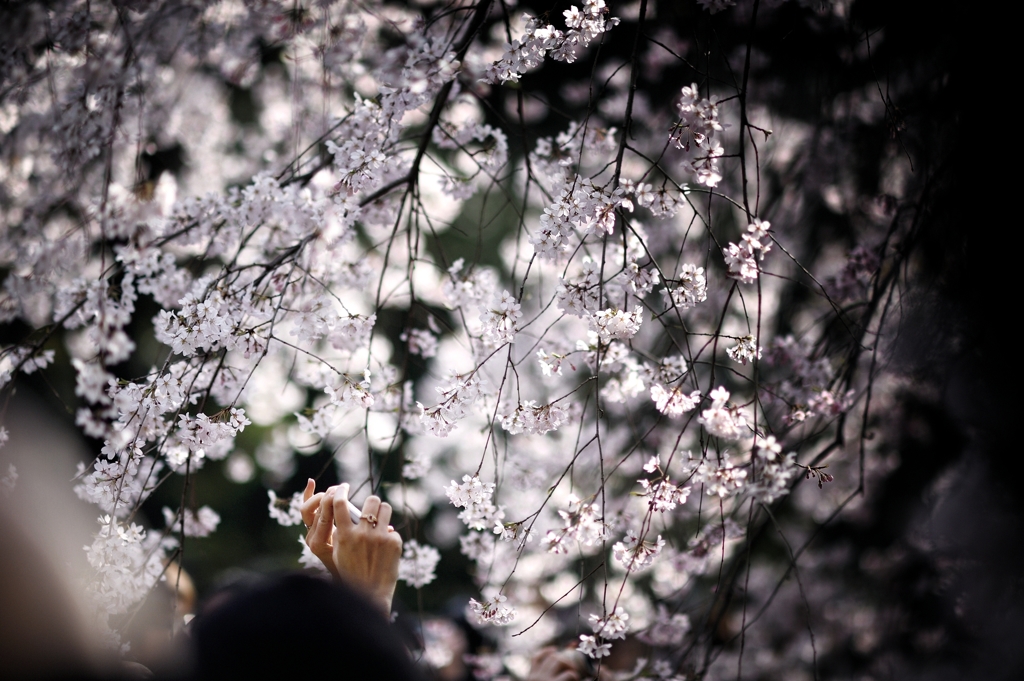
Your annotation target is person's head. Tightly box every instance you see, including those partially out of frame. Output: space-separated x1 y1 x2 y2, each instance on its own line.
189 572 425 680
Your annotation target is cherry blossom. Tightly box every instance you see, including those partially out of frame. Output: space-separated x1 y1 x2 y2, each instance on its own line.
398 540 441 589
0 0 911 671
468 593 516 626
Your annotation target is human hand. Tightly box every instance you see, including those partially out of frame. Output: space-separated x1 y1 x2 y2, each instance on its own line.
300 479 340 578
301 479 403 616
331 483 402 616
526 647 584 681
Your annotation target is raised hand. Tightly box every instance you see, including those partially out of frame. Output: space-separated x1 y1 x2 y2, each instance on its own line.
300 479 339 578
301 479 402 615
331 484 402 616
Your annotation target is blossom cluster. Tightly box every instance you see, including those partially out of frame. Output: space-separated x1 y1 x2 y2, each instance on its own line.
766 335 855 422
543 495 609 554
480 290 522 346
468 593 516 626
589 606 630 640
639 477 693 513
531 176 631 260
724 219 773 284
398 540 441 588
662 263 709 310
446 475 504 532
698 387 748 440
671 83 725 187
500 401 570 435
727 334 763 365
612 529 666 573
419 373 483 437
484 1 620 83
0 0 886 672
748 435 799 503
163 505 222 538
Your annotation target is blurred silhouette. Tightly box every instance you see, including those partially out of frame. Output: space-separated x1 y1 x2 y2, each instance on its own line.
0 505 110 680
188 572 425 681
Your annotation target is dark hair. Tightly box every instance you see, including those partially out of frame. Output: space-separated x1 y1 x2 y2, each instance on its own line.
190 573 425 680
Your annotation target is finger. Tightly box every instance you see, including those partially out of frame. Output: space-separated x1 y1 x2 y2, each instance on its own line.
323 488 339 527
308 489 335 550
332 483 353 535
300 491 324 527
302 478 315 503
375 501 393 529
386 525 395 533
359 495 382 528
343 498 361 525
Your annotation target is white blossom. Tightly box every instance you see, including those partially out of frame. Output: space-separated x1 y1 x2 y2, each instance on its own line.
698 387 747 440
268 490 304 527
725 220 772 284
480 290 521 346
701 453 748 498
484 2 619 83
578 634 612 659
500 401 570 435
671 83 725 186
443 259 497 310
748 436 799 503
468 593 516 626
639 478 692 512
446 475 504 531
325 370 375 409
537 348 568 376
591 305 644 342
460 531 496 562
298 534 329 574
659 264 708 309
418 372 481 437
399 540 441 588
612 529 665 572
650 384 702 417
163 505 221 538
727 335 763 365
589 606 630 640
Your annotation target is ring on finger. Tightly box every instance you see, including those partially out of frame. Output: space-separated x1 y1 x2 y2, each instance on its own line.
360 513 378 528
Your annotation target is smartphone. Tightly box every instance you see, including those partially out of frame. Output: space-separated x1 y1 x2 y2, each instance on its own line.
344 501 362 524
